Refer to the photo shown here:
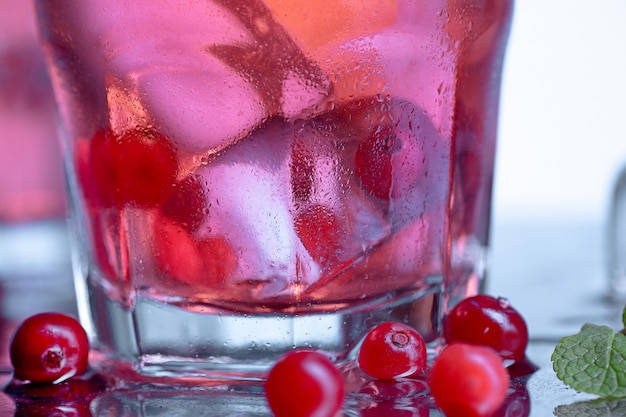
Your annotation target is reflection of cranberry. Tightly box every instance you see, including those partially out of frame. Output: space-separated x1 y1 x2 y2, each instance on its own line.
360 398 430 417
6 371 107 417
5 372 107 402
507 357 539 380
359 378 428 401
493 378 531 417
14 401 92 417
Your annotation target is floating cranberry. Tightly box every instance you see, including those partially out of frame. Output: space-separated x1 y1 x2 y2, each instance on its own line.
154 220 237 287
429 343 510 417
357 322 427 380
354 100 427 201
294 204 343 266
265 350 344 417
89 127 178 208
10 313 89 383
443 294 529 362
161 175 206 232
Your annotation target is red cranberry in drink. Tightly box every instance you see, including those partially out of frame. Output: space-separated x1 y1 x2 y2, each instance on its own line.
161 175 206 233
154 220 237 287
294 204 343 267
89 127 178 208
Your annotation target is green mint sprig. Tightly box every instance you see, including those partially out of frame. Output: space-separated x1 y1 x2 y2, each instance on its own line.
552 306 626 398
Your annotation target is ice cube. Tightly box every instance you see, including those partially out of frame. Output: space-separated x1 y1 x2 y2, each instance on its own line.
289 117 390 273
208 0 334 121
194 119 320 296
67 0 269 153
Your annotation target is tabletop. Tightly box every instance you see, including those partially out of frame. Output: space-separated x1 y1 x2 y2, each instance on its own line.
0 215 622 416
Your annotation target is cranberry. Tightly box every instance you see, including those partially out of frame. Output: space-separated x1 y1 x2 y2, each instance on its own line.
154 220 237 287
89 127 178 208
294 204 343 266
429 343 510 417
161 175 206 232
265 350 344 417
443 295 529 362
357 322 427 380
355 126 396 200
9 313 89 383
354 114 425 201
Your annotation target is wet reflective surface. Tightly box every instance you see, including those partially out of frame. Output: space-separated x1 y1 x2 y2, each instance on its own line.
0 218 621 416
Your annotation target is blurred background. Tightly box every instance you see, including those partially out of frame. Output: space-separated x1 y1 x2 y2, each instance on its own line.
490 0 626 338
0 0 73 374
494 0 626 222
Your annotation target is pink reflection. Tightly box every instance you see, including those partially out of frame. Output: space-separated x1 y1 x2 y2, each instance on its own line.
0 0 65 222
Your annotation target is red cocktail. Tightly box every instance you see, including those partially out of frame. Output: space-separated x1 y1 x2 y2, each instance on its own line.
34 0 513 379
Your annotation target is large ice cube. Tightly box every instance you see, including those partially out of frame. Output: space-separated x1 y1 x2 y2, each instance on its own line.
194 119 320 297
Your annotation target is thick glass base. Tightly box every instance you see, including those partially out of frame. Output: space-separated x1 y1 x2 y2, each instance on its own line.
78 275 447 382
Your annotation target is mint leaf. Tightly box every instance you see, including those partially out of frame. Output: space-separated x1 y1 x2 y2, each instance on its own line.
554 398 626 417
552 323 626 398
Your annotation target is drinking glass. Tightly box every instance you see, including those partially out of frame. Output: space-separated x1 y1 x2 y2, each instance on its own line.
33 0 514 380
0 0 65 223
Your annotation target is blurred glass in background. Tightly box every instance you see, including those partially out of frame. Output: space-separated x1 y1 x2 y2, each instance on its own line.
0 0 65 222
607 166 626 303
0 0 75 373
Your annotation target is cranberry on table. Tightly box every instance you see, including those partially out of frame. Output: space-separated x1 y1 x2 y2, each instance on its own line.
265 350 344 417
443 294 529 362
429 343 510 417
10 312 90 383
357 322 427 380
